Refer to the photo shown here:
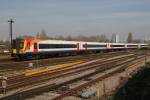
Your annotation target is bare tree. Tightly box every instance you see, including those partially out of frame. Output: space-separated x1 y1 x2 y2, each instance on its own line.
36 32 40 39
127 32 133 43
39 29 49 40
54 35 64 40
132 39 141 43
65 35 73 41
0 40 10 51
98 34 109 42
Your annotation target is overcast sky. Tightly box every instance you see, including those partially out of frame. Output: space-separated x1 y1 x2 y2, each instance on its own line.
0 0 150 41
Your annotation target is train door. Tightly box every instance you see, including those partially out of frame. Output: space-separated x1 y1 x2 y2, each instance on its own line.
27 41 30 50
16 40 20 54
84 43 88 54
33 43 38 56
77 43 80 51
85 43 87 51
107 43 110 49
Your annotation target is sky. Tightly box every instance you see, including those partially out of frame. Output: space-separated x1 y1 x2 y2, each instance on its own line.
0 0 150 42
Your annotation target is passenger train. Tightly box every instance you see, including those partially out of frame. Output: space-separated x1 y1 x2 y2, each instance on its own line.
11 38 148 59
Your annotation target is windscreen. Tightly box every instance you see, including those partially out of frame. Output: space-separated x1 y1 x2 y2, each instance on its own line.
13 38 24 49
19 41 24 49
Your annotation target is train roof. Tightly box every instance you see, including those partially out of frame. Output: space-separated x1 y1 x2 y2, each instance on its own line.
23 38 148 45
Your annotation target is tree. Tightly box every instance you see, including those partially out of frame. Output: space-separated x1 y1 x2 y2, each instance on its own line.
65 35 73 41
132 39 141 43
76 35 89 41
127 32 133 43
36 32 40 39
39 29 49 40
0 40 10 51
98 34 109 42
56 35 64 40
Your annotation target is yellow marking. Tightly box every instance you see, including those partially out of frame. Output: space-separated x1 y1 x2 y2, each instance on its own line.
25 61 84 76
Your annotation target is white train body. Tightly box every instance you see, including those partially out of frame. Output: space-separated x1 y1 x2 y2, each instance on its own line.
11 38 148 58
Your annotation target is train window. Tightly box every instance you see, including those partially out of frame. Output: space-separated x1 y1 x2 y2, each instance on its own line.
12 38 24 49
19 42 24 49
34 43 38 49
127 45 138 47
77 43 79 48
110 45 124 47
39 44 77 49
83 44 107 48
141 45 147 47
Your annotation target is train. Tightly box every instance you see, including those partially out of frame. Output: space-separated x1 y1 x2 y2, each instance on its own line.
11 38 148 59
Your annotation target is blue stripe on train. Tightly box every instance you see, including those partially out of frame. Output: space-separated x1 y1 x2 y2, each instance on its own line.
25 50 78 56
24 48 110 57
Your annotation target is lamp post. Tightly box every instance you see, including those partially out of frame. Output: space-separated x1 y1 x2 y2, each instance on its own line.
8 19 14 52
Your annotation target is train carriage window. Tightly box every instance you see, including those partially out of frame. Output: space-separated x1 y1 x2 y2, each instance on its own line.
83 44 107 48
110 45 124 47
127 45 138 47
39 44 77 49
19 42 24 49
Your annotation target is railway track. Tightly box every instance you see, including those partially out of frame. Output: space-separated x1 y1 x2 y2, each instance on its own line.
0 52 148 100
0 57 12 63
52 57 147 100
0 51 135 75
0 50 147 64
30 56 147 100
0 51 125 76
51 60 142 100
1 54 133 91
0 52 133 86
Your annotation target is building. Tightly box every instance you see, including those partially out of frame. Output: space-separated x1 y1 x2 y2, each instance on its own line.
111 34 119 43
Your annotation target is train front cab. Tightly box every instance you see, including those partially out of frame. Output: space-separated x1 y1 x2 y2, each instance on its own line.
11 38 24 58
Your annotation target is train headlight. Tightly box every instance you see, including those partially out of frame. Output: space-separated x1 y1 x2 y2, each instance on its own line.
13 49 17 54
